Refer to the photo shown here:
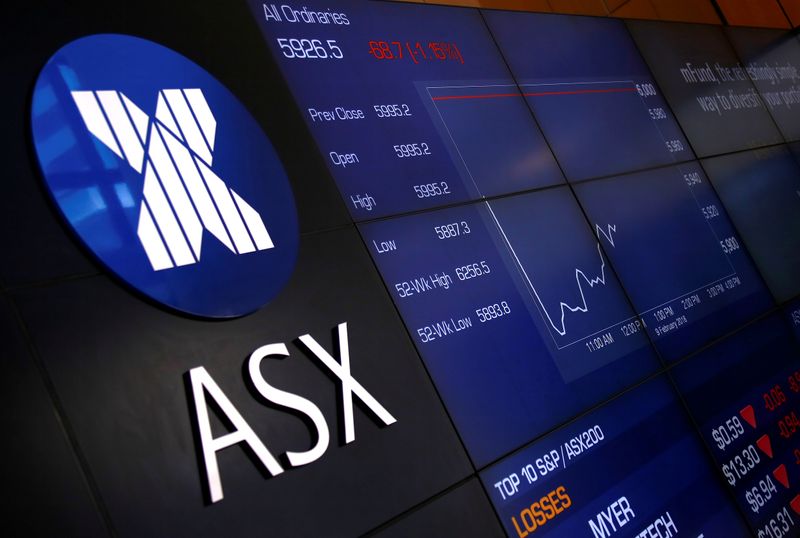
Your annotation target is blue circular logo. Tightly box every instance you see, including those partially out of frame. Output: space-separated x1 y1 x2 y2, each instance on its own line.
30 34 299 318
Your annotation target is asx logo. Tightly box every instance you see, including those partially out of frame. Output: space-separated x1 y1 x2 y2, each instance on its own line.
31 35 298 317
188 323 397 503
71 88 274 271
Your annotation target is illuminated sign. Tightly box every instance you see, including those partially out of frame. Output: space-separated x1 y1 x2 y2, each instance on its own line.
31 34 298 317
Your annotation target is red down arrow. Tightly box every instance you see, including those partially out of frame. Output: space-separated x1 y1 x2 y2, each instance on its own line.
757 434 773 459
740 405 757 429
773 464 789 489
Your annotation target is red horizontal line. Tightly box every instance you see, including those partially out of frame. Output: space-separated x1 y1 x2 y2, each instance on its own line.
431 92 522 101
430 87 636 101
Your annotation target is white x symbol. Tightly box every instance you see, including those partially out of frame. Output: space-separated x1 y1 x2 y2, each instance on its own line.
72 88 273 271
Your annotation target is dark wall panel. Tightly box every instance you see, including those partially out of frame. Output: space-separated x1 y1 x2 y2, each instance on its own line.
372 479 504 538
12 228 471 537
0 296 108 536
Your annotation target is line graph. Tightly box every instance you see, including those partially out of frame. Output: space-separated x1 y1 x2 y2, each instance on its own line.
425 79 688 185
487 201 622 342
421 82 564 199
424 82 639 194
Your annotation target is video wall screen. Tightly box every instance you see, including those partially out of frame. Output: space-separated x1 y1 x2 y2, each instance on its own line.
359 187 660 465
481 375 751 537
14 1 800 536
725 27 800 142
626 20 784 157
671 315 800 534
482 11 693 182
573 162 773 361
703 145 800 303
246 1 800 534
248 0 564 220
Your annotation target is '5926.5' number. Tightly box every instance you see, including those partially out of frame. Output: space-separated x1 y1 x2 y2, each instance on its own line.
277 38 343 59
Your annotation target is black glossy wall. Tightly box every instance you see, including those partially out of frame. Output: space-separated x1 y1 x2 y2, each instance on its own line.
0 1 505 536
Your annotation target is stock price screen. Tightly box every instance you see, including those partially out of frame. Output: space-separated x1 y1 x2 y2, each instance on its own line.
251 1 800 536
359 188 660 465
249 0 563 219
573 162 772 360
703 145 800 303
672 316 800 536
481 375 751 537
626 21 784 157
725 27 800 143
482 11 693 182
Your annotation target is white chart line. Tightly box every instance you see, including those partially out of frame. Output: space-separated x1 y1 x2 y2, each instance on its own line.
486 202 619 346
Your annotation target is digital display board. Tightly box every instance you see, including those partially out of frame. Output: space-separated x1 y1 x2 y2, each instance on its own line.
13 0 800 536
671 316 800 535
359 186 660 465
573 162 774 361
249 0 564 219
702 145 800 303
481 375 751 537
482 11 693 182
725 27 800 142
627 21 784 157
